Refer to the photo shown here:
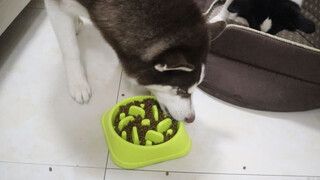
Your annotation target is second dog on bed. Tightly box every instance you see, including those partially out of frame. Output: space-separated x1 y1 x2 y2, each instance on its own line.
210 0 315 35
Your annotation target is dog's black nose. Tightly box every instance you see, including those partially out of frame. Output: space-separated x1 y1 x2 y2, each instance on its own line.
184 114 195 123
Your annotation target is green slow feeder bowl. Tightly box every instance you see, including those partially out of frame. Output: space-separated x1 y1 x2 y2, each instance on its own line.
101 95 192 169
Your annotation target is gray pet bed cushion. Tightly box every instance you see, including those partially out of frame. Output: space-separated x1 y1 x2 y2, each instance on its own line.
194 0 320 111
199 25 320 111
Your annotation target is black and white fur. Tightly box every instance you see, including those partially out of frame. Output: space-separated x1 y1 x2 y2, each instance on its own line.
210 0 315 35
45 0 223 123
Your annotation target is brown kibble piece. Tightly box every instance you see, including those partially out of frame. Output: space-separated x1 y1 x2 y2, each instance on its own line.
113 98 178 145
49 167 52 172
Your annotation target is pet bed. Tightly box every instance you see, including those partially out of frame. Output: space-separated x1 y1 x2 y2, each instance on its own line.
195 0 320 111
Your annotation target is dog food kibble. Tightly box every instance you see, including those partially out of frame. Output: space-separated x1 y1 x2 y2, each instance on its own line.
113 98 178 145
119 113 126 120
121 131 127 141
141 119 150 126
152 105 159 121
118 116 134 131
166 129 173 136
145 130 164 144
132 126 140 145
129 106 145 118
157 118 172 133
145 140 152 146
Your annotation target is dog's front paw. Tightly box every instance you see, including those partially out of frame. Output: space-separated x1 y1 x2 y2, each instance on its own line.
69 78 92 104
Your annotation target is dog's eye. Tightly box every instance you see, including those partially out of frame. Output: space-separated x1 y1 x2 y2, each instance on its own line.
177 88 190 98
177 88 187 94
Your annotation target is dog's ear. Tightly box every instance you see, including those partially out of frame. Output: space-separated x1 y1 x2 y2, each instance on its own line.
208 21 226 40
154 53 195 72
296 14 315 34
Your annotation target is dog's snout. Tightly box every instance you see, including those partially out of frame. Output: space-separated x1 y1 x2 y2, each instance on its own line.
184 114 195 123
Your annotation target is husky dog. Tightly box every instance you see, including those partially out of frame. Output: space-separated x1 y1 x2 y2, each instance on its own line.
45 0 225 122
210 0 315 35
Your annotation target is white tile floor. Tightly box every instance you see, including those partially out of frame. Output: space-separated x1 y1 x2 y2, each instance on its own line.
0 1 320 180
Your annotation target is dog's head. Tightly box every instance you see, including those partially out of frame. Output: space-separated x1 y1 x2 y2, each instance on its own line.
125 21 225 123
145 54 206 123
228 0 315 35
143 43 208 123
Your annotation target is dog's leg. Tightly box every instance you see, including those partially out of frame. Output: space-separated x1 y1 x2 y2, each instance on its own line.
45 0 91 104
209 0 233 23
74 16 83 36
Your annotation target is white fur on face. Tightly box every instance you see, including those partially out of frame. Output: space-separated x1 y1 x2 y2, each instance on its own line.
188 83 197 94
187 64 205 94
154 64 193 72
145 85 194 121
260 17 272 32
145 64 205 120
199 64 205 84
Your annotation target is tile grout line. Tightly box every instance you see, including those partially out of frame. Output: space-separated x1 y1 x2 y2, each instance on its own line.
103 68 123 179
106 168 320 178
103 155 109 180
1 161 319 178
0 160 104 169
115 69 124 104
